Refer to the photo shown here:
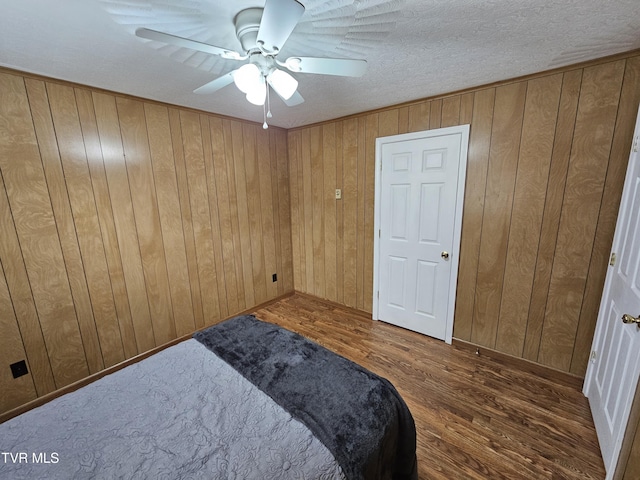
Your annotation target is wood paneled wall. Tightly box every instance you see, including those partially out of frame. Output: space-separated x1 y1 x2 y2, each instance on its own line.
288 53 640 377
0 70 293 414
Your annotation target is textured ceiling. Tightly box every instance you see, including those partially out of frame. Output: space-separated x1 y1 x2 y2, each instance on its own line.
1 0 639 129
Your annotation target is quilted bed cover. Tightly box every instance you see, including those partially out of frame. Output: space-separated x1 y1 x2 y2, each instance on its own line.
0 315 417 480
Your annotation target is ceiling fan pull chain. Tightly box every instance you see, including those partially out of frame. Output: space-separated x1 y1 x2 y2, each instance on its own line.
263 93 269 129
267 81 273 119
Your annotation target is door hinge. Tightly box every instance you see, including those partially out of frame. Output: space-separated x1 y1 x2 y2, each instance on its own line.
590 350 597 363
633 136 639 153
609 252 616 266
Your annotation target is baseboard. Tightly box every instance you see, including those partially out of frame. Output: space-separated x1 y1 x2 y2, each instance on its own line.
452 338 584 390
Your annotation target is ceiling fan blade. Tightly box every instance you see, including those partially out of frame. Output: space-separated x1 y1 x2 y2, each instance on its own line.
280 57 368 77
256 0 305 54
135 28 246 60
279 90 305 107
193 71 236 95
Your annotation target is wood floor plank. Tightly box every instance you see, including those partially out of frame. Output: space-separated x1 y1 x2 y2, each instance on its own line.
252 294 605 480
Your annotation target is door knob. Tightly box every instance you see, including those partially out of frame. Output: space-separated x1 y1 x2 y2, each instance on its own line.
622 313 640 328
441 251 449 260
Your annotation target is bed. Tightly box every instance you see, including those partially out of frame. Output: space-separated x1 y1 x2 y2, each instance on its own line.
0 315 417 480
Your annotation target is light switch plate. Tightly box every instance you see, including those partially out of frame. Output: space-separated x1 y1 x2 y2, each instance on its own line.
335 189 342 200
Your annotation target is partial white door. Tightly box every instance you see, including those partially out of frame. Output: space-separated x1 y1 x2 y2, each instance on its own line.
373 126 469 342
584 107 640 478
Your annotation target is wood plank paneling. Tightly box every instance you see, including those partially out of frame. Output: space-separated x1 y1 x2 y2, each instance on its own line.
342 118 358 308
310 126 325 299
242 124 268 305
571 56 640 375
257 128 277 300
230 120 255 308
169 108 205 329
323 124 337 303
180 111 222 326
288 52 640 377
75 88 138 360
523 70 582 362
0 264 38 412
222 119 247 311
539 61 625 371
117 97 176 344
0 163 55 397
93 91 156 353
0 73 88 388
408 101 430 133
206 116 237 316
200 116 228 316
454 88 495 341
363 113 379 312
356 119 366 310
442 96 461 127
48 83 125 369
495 74 562 357
145 103 196 337
472 82 527 348
274 130 293 293
430 99 442 129
25 80 104 374
0 69 293 415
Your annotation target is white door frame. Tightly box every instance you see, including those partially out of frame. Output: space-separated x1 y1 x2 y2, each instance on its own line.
372 125 470 344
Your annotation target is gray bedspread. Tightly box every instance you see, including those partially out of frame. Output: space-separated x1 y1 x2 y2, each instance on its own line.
0 340 345 480
194 315 418 480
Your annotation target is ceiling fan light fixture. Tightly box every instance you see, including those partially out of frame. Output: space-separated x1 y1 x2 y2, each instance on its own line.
233 63 261 94
267 69 298 100
245 76 267 106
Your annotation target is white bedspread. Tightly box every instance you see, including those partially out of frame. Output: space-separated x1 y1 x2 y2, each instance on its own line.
0 340 346 480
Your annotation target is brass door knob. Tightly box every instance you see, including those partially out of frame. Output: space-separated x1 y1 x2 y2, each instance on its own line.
622 313 640 327
441 251 449 260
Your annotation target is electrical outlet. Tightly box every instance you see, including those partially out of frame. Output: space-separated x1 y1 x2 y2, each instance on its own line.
335 189 342 200
272 273 277 282
10 360 28 379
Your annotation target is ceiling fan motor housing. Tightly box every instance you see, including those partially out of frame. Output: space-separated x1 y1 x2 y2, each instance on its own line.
235 8 262 52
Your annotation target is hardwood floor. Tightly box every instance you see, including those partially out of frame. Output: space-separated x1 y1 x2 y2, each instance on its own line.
253 294 605 480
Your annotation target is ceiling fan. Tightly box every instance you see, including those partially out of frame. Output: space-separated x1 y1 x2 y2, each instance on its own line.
135 0 368 128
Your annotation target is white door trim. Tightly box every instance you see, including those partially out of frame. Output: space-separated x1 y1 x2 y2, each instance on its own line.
372 125 470 344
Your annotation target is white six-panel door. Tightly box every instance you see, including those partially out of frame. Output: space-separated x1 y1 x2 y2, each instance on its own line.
584 107 640 477
373 126 469 342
